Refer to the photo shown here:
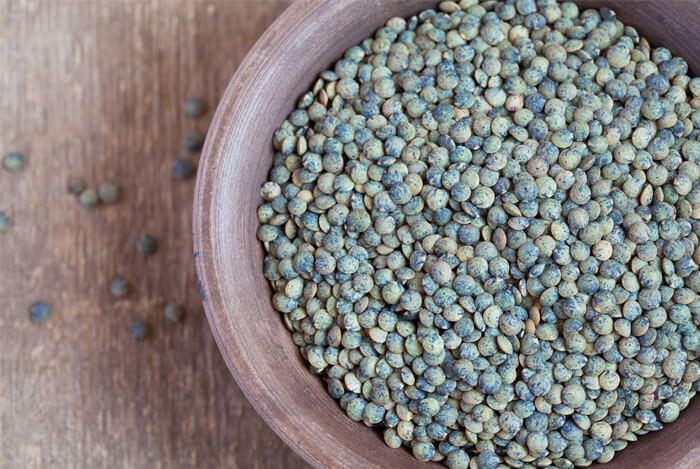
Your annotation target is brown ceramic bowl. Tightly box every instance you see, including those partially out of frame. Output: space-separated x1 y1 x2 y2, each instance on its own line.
193 1 700 467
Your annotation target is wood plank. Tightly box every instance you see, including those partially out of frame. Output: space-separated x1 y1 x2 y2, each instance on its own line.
0 1 309 467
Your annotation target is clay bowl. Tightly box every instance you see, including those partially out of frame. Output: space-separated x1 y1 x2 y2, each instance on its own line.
193 1 700 467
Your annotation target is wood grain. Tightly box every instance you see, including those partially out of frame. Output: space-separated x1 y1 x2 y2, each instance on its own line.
195 1 700 468
0 1 309 468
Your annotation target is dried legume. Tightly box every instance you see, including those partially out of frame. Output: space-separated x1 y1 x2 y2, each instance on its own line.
184 98 205 118
129 321 150 339
164 303 185 321
68 178 87 195
3 152 24 171
30 301 52 322
98 182 120 203
137 234 158 256
109 278 130 298
79 189 99 209
172 158 195 180
183 130 204 151
0 212 8 232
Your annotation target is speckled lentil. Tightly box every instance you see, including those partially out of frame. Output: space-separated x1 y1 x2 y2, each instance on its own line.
129 321 150 340
109 278 130 298
164 303 186 322
183 130 205 152
0 211 9 232
30 301 52 322
98 182 120 204
172 158 196 180
137 234 158 256
257 1 700 467
79 189 99 209
68 178 87 195
3 152 24 171
184 98 205 118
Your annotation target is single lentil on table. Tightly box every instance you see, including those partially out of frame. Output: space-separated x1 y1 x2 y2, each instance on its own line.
172 158 196 180
137 234 158 256
257 1 700 467
183 130 205 152
3 152 24 171
0 212 9 232
129 321 150 340
98 182 120 203
30 301 52 322
109 278 130 298
68 178 87 195
164 303 186 321
79 188 100 208
184 98 206 118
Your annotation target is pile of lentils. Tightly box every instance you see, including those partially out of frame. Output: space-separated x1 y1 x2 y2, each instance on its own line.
257 1 700 467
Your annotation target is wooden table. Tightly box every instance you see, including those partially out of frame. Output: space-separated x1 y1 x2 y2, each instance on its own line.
0 1 310 467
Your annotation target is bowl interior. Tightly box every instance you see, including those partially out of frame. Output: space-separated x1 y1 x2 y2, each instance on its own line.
193 1 700 468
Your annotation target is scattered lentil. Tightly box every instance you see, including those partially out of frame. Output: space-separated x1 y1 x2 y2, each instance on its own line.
3 152 24 171
68 178 87 195
0 212 8 232
184 98 205 118
164 303 186 321
30 301 51 322
129 321 150 340
183 130 205 151
109 278 130 298
137 234 158 256
79 189 99 208
172 158 196 179
98 182 120 203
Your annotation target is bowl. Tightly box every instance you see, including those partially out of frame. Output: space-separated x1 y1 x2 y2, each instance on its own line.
193 1 700 467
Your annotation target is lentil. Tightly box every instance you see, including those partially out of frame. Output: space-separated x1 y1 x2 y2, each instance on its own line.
30 301 51 322
98 182 120 203
164 303 186 322
109 278 130 298
68 178 87 195
137 234 158 256
172 158 196 179
3 152 24 171
79 189 99 208
129 321 150 340
183 130 205 151
184 98 205 118
257 2 700 467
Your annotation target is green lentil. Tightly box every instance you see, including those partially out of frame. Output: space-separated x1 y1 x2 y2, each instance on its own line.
184 98 205 117
0 212 9 232
183 130 205 151
109 278 130 298
79 189 99 209
3 152 24 171
98 182 120 203
137 234 158 256
30 301 52 322
173 158 196 179
257 2 700 467
164 303 186 322
129 321 150 340
68 178 87 195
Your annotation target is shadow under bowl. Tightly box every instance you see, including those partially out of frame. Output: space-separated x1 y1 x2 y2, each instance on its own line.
193 1 700 468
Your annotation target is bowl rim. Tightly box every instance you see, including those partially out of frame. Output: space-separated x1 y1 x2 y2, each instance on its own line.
193 1 700 468
192 2 313 462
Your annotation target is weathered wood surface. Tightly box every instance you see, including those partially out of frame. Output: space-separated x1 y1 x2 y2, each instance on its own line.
0 1 309 467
